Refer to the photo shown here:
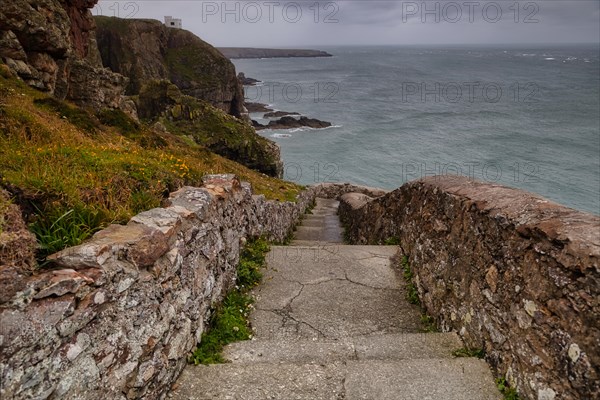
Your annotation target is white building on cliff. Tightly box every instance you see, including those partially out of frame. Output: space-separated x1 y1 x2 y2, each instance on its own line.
164 16 182 29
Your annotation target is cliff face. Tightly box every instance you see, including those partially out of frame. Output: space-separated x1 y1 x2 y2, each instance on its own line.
0 0 127 109
95 17 245 118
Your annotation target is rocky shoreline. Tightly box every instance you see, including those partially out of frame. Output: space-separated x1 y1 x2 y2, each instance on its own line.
241 89 333 131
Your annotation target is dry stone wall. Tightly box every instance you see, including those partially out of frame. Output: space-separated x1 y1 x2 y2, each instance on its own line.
0 177 374 399
339 176 599 400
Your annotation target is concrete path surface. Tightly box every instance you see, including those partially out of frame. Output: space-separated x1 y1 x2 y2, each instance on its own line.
171 198 502 400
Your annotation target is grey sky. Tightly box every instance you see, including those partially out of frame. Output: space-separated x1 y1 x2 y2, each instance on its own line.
94 1 600 47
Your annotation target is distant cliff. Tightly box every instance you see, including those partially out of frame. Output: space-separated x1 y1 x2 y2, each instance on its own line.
95 17 245 117
0 0 127 110
218 47 332 59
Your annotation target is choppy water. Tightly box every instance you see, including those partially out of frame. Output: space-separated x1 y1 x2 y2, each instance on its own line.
233 45 600 214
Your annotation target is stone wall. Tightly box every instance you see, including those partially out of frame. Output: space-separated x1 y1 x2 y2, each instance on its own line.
0 177 377 399
339 176 599 400
0 175 309 399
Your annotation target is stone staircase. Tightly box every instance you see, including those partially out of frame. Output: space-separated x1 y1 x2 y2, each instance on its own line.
171 198 502 400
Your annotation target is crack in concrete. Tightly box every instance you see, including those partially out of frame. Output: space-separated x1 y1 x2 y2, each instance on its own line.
277 275 398 292
272 308 328 339
342 271 398 291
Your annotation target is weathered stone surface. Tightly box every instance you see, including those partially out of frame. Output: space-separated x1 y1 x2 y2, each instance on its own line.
65 58 129 109
0 190 37 275
94 16 245 118
172 201 501 400
339 176 600 400
0 0 128 109
48 223 169 270
0 180 386 399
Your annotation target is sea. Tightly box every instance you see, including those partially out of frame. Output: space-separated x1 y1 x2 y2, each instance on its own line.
232 45 600 214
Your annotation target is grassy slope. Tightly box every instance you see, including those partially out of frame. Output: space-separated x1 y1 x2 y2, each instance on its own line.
135 80 281 176
0 65 301 260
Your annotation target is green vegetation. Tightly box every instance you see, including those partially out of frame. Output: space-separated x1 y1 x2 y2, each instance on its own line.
190 237 270 365
97 108 167 149
139 80 281 177
383 236 400 245
236 237 270 288
29 206 104 259
397 255 439 333
452 347 485 358
33 97 99 134
96 108 140 135
272 229 294 246
164 26 230 89
400 255 420 305
0 64 301 264
420 314 437 333
189 290 254 364
495 378 520 400
166 46 227 87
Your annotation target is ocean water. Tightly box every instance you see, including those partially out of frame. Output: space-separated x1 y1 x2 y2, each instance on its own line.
233 45 600 214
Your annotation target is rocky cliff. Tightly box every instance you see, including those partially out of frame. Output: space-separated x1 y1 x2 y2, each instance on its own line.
136 80 283 177
95 17 245 118
0 0 127 110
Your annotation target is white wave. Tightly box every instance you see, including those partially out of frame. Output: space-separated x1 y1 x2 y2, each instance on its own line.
321 125 343 130
271 133 292 138
544 58 556 61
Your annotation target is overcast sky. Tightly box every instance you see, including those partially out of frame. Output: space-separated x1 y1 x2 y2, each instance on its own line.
94 1 600 47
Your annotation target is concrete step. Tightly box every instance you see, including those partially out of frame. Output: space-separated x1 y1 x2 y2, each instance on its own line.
255 245 423 340
223 332 463 364
171 358 502 400
292 198 343 243
169 198 502 400
293 225 343 243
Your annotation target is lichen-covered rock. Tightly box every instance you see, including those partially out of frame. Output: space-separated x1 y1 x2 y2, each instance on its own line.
95 16 244 118
339 176 600 400
0 0 127 109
